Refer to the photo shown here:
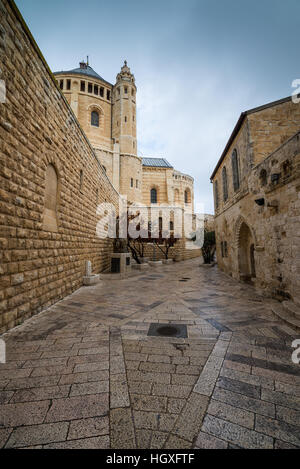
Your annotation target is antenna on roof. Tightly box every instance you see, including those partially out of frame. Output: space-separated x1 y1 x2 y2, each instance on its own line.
87 56 89 66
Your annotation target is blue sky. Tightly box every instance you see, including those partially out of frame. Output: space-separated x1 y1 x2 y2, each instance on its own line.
16 0 300 213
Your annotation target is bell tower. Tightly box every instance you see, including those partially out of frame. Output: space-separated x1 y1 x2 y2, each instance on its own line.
112 61 137 155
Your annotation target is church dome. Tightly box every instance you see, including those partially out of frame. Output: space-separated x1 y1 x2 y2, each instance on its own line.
54 62 112 85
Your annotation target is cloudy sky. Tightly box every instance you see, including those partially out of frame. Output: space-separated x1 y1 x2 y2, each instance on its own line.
16 0 300 214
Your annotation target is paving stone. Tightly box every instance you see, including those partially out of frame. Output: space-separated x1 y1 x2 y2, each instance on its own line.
45 394 109 422
133 411 158 429
68 416 109 440
216 376 261 399
212 387 275 417
139 362 175 374
131 394 167 412
136 429 152 449
202 414 273 449
150 431 168 449
220 366 274 390
43 436 110 449
276 405 300 427
128 381 152 395
171 374 197 386
261 388 300 411
70 381 109 397
0 429 12 449
127 370 171 384
274 439 300 449
59 370 109 385
110 380 130 408
147 354 171 364
195 431 228 449
110 408 136 449
167 398 186 414
165 434 191 449
255 414 300 447
0 400 50 427
73 362 109 373
158 413 177 432
10 385 70 403
172 392 209 442
30 365 75 378
207 399 255 429
275 381 300 397
176 365 202 375
5 422 69 448
152 383 192 399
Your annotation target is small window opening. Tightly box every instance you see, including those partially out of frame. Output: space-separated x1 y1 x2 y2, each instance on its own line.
60 80 64 90
80 81 85 92
94 85 99 95
88 83 93 93
67 79 71 90
100 87 104 97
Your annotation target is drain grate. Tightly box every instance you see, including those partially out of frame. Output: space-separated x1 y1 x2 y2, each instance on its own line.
147 323 188 338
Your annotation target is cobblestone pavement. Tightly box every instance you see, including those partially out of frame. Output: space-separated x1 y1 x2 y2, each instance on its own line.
0 259 299 449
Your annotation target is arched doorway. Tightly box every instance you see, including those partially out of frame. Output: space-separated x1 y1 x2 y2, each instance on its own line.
238 222 256 282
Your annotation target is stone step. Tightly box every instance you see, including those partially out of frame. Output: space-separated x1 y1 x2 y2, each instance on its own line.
282 300 300 320
270 302 300 332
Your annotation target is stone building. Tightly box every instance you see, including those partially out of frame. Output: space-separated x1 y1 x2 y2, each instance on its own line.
0 0 200 333
54 62 195 211
211 97 300 305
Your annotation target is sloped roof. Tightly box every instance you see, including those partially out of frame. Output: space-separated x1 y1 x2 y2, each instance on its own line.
142 158 173 168
210 95 292 181
54 65 112 86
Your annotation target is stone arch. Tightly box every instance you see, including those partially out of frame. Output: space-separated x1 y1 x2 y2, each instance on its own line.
235 216 257 282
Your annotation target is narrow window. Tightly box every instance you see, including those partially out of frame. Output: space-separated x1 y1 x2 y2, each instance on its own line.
170 221 174 231
132 89 134 96
80 170 84 191
94 85 98 95
125 116 127 122
124 87 128 94
100 87 104 97
221 242 224 258
107 90 111 101
133 115 135 122
151 188 157 204
67 79 71 90
59 80 64 90
88 83 93 93
224 241 228 258
232 149 240 191
118 88 120 95
131 178 133 188
222 166 228 201
80 81 85 92
91 111 99 127
214 180 219 209
43 164 58 232
184 189 191 204
159 217 163 231
260 169 267 186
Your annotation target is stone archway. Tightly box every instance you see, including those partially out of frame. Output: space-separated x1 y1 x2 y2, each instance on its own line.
237 222 256 282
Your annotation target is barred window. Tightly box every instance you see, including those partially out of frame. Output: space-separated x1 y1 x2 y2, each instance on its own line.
222 166 228 201
214 180 219 209
91 111 99 127
151 188 157 204
232 149 240 191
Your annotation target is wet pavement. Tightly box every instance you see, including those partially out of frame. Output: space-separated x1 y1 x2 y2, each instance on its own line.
0 259 299 449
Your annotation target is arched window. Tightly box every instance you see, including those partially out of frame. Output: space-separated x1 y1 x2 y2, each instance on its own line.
232 149 240 191
214 181 219 209
43 164 58 232
91 110 99 127
222 166 228 201
259 169 267 186
151 188 157 204
184 189 191 204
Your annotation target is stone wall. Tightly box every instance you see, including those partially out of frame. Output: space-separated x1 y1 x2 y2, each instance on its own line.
0 0 120 333
214 131 300 303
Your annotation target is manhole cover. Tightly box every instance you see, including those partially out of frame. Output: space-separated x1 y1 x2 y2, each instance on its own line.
147 323 188 338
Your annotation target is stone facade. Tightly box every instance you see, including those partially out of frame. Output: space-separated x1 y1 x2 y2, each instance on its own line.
0 0 121 333
211 97 300 304
0 0 201 333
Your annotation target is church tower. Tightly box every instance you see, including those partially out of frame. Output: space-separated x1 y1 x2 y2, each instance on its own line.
112 61 137 156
